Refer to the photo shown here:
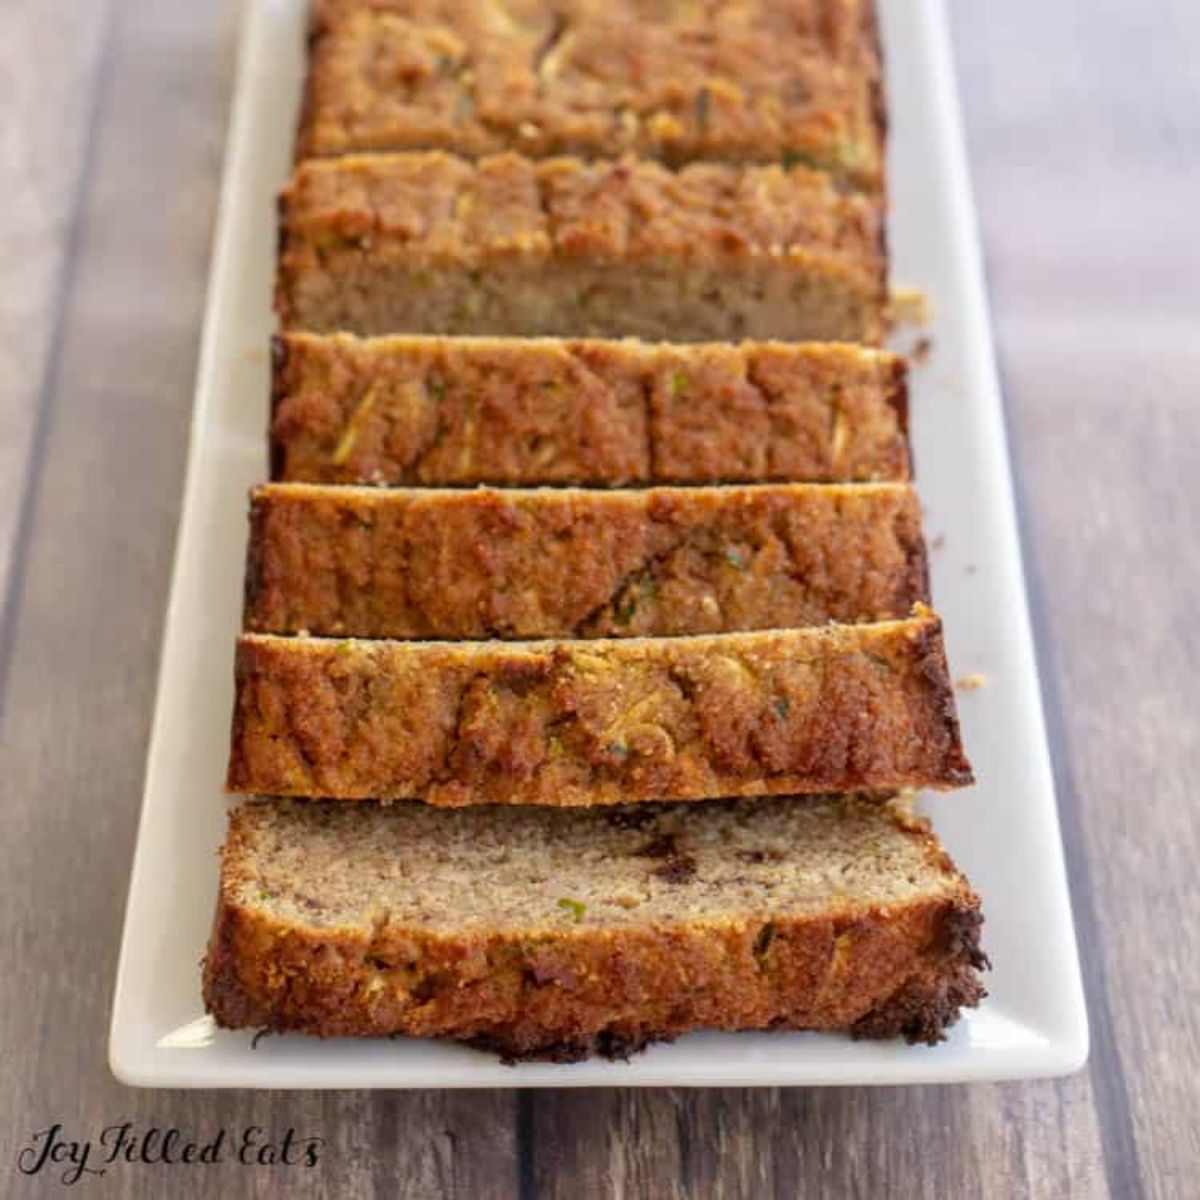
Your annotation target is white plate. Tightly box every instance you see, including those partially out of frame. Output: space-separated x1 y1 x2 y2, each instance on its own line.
109 0 1088 1088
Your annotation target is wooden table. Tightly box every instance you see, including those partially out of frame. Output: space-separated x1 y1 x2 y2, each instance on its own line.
3 3 1196 1195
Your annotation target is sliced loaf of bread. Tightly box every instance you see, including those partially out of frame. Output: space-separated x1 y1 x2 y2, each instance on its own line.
203 795 986 1060
226 614 972 805
243 482 929 639
276 152 886 342
298 0 885 191
271 334 910 487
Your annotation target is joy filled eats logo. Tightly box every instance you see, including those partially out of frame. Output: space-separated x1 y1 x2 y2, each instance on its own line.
16 1122 323 1185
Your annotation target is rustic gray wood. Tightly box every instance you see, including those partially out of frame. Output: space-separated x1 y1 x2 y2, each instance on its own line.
1 1 1197 1196
0 2 111 619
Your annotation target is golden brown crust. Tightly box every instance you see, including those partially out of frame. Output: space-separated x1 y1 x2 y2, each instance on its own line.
204 899 984 1057
225 615 972 804
270 333 911 486
243 482 929 639
202 798 984 1057
275 152 887 342
279 152 880 270
849 904 988 1045
297 1 885 191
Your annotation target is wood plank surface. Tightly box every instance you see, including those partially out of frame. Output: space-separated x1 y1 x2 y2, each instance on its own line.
956 5 1200 1197
0 2 111 649
0 1 1197 1196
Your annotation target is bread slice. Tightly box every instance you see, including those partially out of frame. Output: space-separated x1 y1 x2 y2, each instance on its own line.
276 152 887 343
271 333 910 486
226 613 972 805
244 482 929 639
297 1 885 192
202 795 986 1059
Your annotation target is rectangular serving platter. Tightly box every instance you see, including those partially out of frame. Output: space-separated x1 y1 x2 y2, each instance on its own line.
109 0 1088 1087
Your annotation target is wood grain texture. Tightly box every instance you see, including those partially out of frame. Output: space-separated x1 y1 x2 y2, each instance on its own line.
0 2 111 640
954 3 1200 1197
1 1 1198 1197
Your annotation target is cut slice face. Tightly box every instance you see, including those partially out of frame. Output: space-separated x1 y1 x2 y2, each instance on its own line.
276 152 887 343
203 794 986 1060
